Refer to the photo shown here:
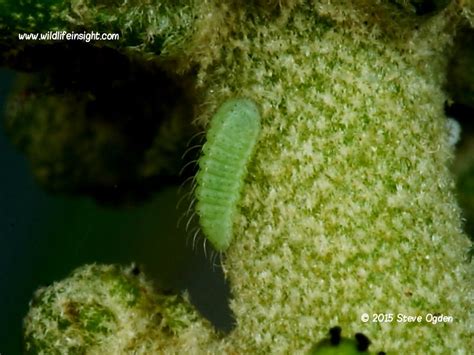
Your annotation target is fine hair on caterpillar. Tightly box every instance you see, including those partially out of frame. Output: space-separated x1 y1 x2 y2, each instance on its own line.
177 98 261 261
177 118 219 265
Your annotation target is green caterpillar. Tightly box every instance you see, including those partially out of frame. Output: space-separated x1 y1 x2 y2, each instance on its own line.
194 98 261 251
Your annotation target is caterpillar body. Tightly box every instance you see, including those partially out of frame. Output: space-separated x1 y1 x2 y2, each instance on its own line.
195 98 261 251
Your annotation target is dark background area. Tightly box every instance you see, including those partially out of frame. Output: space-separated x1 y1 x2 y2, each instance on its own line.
0 68 233 355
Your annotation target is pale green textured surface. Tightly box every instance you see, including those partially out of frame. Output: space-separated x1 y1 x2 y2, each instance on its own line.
310 340 371 355
16 0 474 353
23 264 219 354
0 0 198 63
192 1 472 353
309 326 377 354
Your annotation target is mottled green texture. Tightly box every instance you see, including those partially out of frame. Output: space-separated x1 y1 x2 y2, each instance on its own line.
309 327 381 354
0 0 68 33
0 0 197 63
64 0 198 58
24 264 149 354
13 0 474 353
310 340 370 355
460 0 474 27
193 1 472 353
23 264 219 354
196 98 261 251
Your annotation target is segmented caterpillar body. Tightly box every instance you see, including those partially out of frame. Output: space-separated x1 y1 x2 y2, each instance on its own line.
195 98 261 251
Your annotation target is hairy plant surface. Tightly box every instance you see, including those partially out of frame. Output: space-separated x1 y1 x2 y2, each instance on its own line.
2 0 472 353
